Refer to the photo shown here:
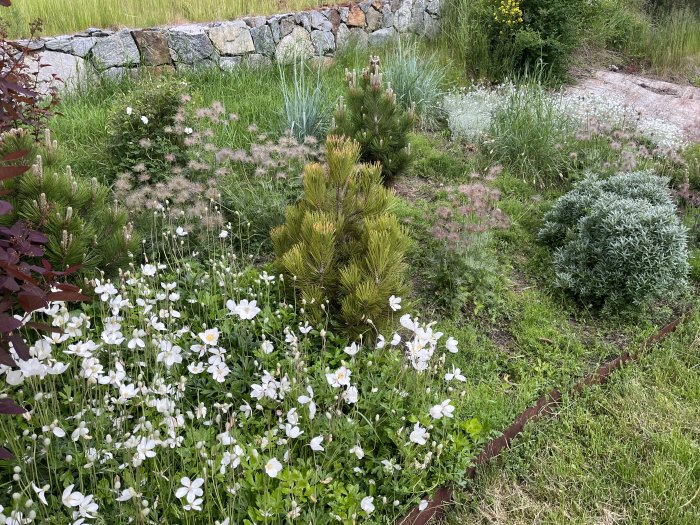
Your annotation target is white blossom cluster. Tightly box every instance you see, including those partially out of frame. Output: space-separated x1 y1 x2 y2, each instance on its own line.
0 257 473 524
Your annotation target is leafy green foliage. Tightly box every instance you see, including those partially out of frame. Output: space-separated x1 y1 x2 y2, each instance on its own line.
331 56 416 185
441 0 586 83
106 79 188 181
539 171 689 309
272 136 410 335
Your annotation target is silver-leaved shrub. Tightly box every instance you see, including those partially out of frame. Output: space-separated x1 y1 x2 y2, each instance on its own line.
538 171 689 308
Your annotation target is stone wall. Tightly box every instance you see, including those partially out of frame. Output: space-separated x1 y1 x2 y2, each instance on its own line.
21 0 442 92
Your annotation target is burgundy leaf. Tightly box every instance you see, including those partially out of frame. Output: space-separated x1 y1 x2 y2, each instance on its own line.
0 398 26 415
7 334 29 360
0 448 13 460
0 149 28 162
18 291 48 312
48 291 90 303
0 165 29 181
0 315 21 333
25 321 61 333
0 348 17 368
0 263 38 286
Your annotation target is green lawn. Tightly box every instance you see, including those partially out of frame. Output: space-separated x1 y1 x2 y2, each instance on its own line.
447 311 700 525
1 0 326 38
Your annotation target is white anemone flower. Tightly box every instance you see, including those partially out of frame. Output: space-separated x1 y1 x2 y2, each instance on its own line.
198 328 220 346
61 485 85 508
310 436 324 451
298 385 316 420
445 367 466 382
409 423 429 445
264 458 283 478
32 483 48 505
361 496 375 514
235 299 261 320
175 477 204 504
261 340 274 354
325 366 351 388
344 342 360 357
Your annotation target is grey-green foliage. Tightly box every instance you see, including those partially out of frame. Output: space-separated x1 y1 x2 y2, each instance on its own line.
538 171 689 308
278 57 329 141
384 40 447 128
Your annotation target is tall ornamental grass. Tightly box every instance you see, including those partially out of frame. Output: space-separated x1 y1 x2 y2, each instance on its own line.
1 0 326 38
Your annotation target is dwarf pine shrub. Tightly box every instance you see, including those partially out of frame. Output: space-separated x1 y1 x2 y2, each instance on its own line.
272 135 410 335
539 171 689 309
331 56 415 185
1 147 137 276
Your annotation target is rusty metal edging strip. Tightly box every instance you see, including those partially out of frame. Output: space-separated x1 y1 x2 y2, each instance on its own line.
395 310 691 525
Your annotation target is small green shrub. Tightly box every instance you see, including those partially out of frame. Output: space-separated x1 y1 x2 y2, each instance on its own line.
539 171 689 309
441 0 586 83
1 148 137 276
272 135 410 335
106 79 188 181
331 56 415 185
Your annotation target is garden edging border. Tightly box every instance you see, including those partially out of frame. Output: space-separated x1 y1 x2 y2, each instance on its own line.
395 309 691 525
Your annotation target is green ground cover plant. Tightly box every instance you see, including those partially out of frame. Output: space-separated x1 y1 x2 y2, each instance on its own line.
446 308 700 525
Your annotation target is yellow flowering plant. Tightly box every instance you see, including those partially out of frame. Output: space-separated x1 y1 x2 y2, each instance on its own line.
493 0 524 29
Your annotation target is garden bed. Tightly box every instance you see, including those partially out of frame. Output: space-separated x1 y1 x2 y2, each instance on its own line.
2 1 700 523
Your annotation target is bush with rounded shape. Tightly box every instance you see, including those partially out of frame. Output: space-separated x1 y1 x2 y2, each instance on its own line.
106 79 188 181
538 171 689 308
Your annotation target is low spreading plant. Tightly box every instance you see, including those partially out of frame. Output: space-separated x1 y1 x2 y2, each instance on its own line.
0 242 486 524
272 136 410 336
426 179 509 314
539 171 690 309
331 56 415 185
